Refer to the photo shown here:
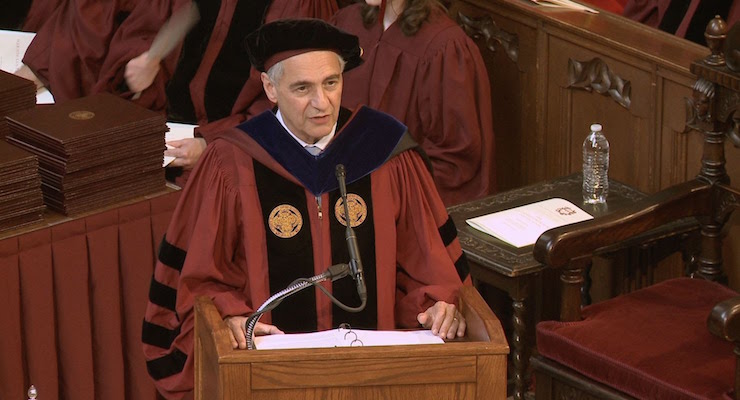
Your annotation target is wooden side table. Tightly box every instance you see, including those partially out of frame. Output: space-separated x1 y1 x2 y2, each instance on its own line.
448 173 697 400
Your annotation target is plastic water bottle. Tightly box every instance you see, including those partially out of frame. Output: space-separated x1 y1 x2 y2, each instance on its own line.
582 123 609 204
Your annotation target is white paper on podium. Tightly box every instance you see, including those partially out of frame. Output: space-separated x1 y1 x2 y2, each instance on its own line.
254 328 444 350
0 29 55 104
164 122 197 167
466 197 593 248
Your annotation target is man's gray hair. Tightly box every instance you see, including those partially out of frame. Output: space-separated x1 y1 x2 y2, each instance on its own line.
265 53 347 85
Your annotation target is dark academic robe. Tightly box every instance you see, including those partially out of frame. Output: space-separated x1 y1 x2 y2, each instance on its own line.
22 0 188 112
166 0 338 126
142 107 471 399
623 0 740 44
332 4 495 207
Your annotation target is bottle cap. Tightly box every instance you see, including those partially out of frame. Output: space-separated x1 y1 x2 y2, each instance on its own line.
591 124 602 132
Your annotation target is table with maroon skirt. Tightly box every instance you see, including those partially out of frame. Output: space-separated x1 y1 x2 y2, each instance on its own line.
0 187 181 400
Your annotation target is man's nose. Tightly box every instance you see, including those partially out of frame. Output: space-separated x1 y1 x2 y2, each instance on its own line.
311 89 329 108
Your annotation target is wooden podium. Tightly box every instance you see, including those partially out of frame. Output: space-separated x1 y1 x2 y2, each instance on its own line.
194 286 510 399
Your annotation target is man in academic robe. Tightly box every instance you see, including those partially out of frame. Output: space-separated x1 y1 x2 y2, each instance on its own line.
333 0 496 206
142 18 471 399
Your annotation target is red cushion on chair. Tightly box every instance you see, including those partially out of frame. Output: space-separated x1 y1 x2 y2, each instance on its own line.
537 277 737 400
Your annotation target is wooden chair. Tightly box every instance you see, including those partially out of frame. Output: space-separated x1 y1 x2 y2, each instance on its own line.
530 17 740 400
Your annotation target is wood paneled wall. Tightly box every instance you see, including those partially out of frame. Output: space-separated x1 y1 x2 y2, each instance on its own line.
448 0 739 288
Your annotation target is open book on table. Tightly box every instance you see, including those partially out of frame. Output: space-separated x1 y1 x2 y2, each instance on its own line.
253 325 444 350
466 197 593 248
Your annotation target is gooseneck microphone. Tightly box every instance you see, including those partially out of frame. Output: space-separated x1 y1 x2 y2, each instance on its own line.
335 164 368 304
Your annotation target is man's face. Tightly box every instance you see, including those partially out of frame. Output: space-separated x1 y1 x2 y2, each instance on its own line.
262 51 343 144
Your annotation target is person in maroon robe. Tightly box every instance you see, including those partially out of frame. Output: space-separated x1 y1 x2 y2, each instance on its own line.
332 0 496 206
126 0 338 171
142 19 471 399
19 0 188 112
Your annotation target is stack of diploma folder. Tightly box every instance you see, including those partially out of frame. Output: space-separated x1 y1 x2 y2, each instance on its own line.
5 93 167 215
0 70 36 138
0 141 44 231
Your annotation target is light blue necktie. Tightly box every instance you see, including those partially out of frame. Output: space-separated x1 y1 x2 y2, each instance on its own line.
305 145 321 156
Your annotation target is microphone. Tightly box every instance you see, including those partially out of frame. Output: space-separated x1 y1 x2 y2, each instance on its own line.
244 262 351 349
335 164 368 305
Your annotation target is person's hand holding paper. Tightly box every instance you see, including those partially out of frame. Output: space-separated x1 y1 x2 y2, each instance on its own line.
164 122 200 167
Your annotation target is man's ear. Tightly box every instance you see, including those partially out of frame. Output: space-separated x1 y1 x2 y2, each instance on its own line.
261 72 278 104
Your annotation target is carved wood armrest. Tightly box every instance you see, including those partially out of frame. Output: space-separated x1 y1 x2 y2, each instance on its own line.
533 179 712 269
708 296 740 343
708 295 740 400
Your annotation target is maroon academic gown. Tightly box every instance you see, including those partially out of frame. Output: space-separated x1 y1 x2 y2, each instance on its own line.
142 107 470 399
22 0 188 112
332 4 496 206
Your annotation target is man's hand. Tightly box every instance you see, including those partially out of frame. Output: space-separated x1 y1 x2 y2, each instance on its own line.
417 301 466 339
14 64 44 90
224 315 284 349
165 137 207 169
125 51 160 93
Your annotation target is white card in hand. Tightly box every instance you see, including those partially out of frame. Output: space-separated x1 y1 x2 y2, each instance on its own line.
164 122 196 167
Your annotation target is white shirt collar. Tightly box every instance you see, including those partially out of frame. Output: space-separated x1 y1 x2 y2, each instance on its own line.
276 109 336 151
